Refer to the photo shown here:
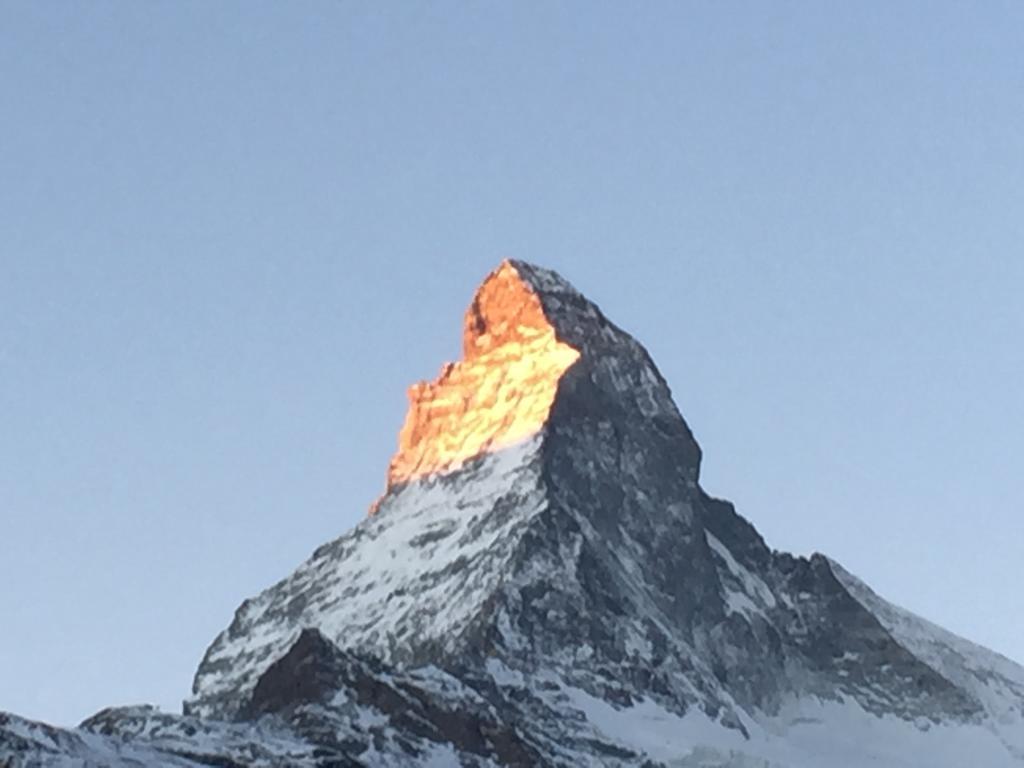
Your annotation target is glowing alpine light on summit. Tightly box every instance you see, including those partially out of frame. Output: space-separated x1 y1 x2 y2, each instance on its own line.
384 261 580 488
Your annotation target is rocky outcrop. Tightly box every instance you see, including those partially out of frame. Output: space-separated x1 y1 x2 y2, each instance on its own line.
386 261 578 488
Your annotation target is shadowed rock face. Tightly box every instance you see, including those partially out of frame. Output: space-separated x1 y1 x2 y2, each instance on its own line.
5 260 1023 767
246 629 349 716
246 628 540 767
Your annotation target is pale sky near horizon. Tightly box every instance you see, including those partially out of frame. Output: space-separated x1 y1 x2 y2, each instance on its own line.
2 3 1022 727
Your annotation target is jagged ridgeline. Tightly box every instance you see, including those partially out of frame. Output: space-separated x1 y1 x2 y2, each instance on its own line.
4 261 1024 767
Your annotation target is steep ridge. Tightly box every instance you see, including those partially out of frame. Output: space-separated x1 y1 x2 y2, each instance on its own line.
3 260 1023 767
831 560 1024 760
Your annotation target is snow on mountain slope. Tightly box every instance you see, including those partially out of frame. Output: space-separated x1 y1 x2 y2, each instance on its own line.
188 436 549 719
3 260 1022 767
831 558 1024 759
0 708 321 767
547 684 1021 767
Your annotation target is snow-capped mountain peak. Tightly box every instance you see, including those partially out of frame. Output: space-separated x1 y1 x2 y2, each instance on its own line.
4 261 1022 767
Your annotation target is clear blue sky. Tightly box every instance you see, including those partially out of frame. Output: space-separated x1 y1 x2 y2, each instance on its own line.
2 3 1022 727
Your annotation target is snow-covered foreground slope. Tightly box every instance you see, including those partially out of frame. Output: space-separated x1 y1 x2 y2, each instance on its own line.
4 260 1022 767
4 660 1022 767
553 684 1020 767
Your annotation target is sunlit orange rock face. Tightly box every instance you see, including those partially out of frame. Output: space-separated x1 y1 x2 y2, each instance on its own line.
384 261 580 490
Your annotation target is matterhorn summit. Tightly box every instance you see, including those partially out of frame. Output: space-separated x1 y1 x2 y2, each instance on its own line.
4 260 1024 767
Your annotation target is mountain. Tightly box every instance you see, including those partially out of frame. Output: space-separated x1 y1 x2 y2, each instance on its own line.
3 260 1023 767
